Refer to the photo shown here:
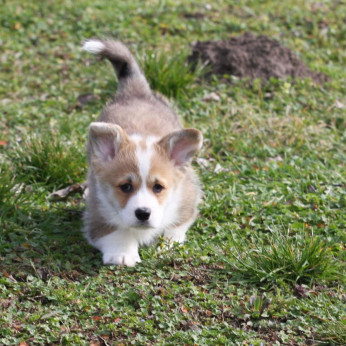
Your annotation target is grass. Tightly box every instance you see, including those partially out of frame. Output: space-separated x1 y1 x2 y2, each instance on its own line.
1 0 345 344
140 49 206 98
220 229 340 285
8 135 86 188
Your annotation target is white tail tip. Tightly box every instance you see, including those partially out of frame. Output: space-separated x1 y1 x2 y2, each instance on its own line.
82 39 105 54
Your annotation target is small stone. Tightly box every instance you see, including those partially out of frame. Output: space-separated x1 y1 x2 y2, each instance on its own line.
203 92 220 102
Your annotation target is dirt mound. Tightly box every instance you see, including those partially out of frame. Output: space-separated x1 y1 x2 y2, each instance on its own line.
188 32 329 84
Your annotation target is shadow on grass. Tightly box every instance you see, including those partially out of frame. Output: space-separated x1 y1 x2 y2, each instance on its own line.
1 203 102 281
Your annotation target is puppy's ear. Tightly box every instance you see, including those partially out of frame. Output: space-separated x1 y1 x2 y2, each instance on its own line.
88 122 127 162
158 129 203 167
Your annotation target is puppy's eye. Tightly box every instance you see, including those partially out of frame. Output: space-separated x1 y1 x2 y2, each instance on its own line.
120 183 133 193
153 183 164 194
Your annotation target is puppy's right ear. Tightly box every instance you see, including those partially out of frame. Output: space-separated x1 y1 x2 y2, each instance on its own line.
88 122 126 162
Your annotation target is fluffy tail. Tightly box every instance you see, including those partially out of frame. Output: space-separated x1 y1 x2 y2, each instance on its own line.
82 38 151 97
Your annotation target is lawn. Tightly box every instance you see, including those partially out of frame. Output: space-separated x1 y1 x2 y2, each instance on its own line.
0 0 345 344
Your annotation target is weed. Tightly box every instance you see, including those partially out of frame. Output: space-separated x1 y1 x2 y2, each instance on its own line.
140 49 205 98
7 135 86 188
0 165 32 220
221 229 340 286
316 320 346 344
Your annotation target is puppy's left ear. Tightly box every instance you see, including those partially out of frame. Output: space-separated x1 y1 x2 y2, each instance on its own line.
158 129 203 167
88 122 127 162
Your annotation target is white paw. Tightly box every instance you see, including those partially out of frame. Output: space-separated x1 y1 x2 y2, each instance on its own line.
103 252 141 267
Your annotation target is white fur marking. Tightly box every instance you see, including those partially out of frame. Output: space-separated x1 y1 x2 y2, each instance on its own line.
121 135 165 230
138 145 153 179
130 135 158 177
83 40 105 54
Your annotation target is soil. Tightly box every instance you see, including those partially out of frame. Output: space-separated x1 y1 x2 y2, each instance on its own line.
188 32 329 84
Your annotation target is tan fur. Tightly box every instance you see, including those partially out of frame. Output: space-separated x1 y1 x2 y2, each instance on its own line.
95 142 141 209
147 146 177 205
176 168 200 226
84 173 118 240
99 98 182 137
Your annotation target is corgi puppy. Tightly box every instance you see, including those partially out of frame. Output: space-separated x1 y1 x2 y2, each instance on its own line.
82 38 203 266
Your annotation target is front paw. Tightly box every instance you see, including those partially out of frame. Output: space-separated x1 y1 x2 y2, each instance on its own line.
103 252 141 267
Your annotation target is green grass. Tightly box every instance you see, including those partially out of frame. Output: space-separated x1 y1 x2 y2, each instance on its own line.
140 49 206 98
220 229 340 285
1 0 345 344
8 135 86 188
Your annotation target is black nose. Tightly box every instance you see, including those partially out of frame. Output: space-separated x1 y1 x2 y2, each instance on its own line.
135 208 151 221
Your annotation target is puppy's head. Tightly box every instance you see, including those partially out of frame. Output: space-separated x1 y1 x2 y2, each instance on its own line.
88 122 202 230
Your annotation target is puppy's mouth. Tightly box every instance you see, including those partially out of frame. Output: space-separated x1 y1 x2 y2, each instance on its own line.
134 220 154 229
